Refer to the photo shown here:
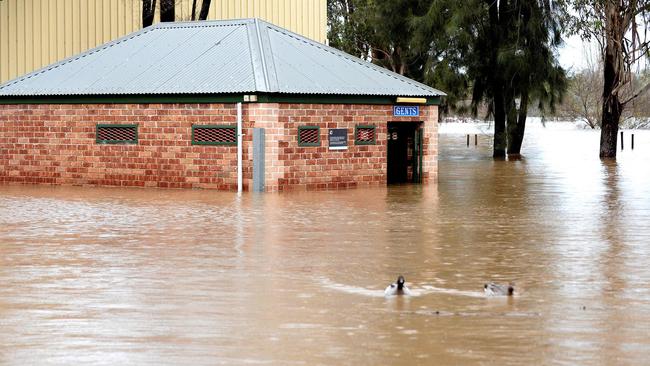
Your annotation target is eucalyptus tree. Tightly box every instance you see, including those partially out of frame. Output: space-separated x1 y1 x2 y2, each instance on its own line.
567 0 650 158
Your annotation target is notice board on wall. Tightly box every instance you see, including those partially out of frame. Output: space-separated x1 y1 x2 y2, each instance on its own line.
329 128 348 150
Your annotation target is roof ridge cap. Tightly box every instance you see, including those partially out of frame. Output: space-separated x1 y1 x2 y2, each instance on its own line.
253 19 271 92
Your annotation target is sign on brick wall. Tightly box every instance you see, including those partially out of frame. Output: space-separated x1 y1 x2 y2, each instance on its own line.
393 106 420 117
329 128 348 150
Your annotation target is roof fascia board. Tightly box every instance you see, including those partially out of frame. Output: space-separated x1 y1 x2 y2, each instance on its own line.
255 94 442 105
0 94 441 105
0 94 246 105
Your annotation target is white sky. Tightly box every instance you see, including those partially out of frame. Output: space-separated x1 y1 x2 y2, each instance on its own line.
558 35 598 74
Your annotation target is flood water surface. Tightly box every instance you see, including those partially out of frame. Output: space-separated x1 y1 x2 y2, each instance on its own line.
2 122 650 365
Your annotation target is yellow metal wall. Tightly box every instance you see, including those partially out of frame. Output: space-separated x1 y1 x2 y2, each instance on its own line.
0 0 327 83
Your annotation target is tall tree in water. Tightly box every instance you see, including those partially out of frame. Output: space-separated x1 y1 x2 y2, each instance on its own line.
568 0 650 158
458 0 566 157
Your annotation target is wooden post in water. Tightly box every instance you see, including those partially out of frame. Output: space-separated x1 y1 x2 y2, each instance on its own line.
467 134 470 147
475 134 478 146
621 131 624 150
632 134 635 150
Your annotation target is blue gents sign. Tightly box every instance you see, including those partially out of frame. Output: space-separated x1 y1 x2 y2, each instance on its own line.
393 105 420 117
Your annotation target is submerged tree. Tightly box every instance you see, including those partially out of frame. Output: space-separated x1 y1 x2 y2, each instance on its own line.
568 0 650 158
328 0 567 157
412 0 566 157
459 0 566 157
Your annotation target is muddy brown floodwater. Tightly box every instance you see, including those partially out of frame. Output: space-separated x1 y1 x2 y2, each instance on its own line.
1 122 650 365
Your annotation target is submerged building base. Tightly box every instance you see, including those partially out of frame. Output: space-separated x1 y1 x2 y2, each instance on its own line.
0 102 438 192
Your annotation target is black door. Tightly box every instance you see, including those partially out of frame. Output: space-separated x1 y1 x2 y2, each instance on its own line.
387 122 423 184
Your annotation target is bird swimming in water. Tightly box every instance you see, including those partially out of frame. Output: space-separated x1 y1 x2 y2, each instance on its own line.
484 282 514 296
385 275 411 296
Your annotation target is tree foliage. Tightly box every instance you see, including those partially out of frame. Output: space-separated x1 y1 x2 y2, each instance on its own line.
328 0 430 77
415 0 567 156
328 0 567 157
564 66 603 128
327 0 469 110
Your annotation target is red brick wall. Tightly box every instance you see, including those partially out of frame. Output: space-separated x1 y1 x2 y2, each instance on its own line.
249 103 438 192
1 102 438 191
0 103 249 190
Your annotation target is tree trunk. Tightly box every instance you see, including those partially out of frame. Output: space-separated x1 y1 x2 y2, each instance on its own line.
486 0 506 158
142 0 156 28
493 91 507 158
600 53 622 158
191 0 198 21
160 0 175 22
199 0 212 21
507 92 529 155
599 4 625 159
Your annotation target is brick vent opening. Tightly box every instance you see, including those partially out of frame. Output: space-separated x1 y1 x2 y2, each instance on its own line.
298 126 320 146
96 124 138 144
192 125 237 145
355 126 376 145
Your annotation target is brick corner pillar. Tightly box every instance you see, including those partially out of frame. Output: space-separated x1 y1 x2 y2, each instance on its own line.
422 104 439 183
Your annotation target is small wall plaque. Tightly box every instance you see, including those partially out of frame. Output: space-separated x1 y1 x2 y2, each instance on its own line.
328 128 348 150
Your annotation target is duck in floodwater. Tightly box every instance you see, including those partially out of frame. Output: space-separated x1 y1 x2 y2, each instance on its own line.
484 282 514 296
385 275 411 296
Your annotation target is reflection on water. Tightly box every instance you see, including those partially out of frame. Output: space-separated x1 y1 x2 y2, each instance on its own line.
1 122 650 365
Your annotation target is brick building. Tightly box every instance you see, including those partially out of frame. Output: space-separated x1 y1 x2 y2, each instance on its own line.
0 19 444 192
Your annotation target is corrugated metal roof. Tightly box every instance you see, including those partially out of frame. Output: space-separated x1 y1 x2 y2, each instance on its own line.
0 18 445 97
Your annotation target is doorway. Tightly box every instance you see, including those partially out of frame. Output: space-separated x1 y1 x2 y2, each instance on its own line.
387 122 423 184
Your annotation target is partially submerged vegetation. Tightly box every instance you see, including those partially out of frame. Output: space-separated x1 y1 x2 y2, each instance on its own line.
327 0 650 158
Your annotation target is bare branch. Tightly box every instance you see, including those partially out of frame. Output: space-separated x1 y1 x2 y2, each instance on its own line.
622 81 650 105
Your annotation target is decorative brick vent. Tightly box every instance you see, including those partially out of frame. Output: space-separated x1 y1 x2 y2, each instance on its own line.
298 126 320 146
192 125 237 145
96 124 138 144
355 125 376 145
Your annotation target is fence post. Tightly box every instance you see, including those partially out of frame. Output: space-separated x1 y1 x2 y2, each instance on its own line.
621 131 624 150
